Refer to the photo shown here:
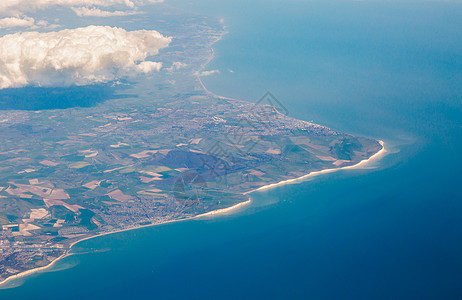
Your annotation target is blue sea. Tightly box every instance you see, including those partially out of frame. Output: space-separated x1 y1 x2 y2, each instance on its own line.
2 0 462 298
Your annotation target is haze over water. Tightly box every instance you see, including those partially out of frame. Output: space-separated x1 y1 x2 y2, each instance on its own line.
3 0 462 298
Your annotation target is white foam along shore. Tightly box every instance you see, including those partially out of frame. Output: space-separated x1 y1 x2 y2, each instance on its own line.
0 30 240 291
196 199 252 217
196 34 388 196
244 140 387 195
0 28 387 290
0 197 252 289
0 141 386 289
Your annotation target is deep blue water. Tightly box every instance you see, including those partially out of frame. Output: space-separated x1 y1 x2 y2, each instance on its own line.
2 0 462 299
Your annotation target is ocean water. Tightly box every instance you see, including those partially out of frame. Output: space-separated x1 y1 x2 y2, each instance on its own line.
2 0 462 299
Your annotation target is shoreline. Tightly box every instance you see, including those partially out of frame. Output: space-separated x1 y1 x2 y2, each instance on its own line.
244 141 386 195
0 141 386 289
196 32 388 197
0 27 387 290
0 198 253 289
0 28 238 291
196 32 243 103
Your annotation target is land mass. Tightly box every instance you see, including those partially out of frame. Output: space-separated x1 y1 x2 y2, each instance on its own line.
0 10 383 286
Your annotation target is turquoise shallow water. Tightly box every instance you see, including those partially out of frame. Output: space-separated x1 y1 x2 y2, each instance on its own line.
2 0 462 299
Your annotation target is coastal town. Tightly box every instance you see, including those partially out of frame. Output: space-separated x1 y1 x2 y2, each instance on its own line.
0 10 382 285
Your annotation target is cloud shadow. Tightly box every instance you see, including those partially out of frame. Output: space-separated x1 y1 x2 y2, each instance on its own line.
0 84 132 111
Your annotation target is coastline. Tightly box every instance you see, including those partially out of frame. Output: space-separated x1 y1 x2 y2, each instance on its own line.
0 198 253 289
0 27 387 290
0 140 386 289
244 140 387 195
195 32 242 103
0 29 237 291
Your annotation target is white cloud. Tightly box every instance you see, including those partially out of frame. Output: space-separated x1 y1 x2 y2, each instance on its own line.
167 62 187 71
0 16 35 29
0 1 164 32
0 16 59 30
136 61 163 73
0 0 164 18
1 1 134 14
198 70 220 77
0 25 171 89
71 7 139 17
0 0 164 13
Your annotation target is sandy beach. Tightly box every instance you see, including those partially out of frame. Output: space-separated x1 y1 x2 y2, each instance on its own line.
0 30 387 289
0 141 386 289
0 197 253 289
196 199 252 217
245 140 386 195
